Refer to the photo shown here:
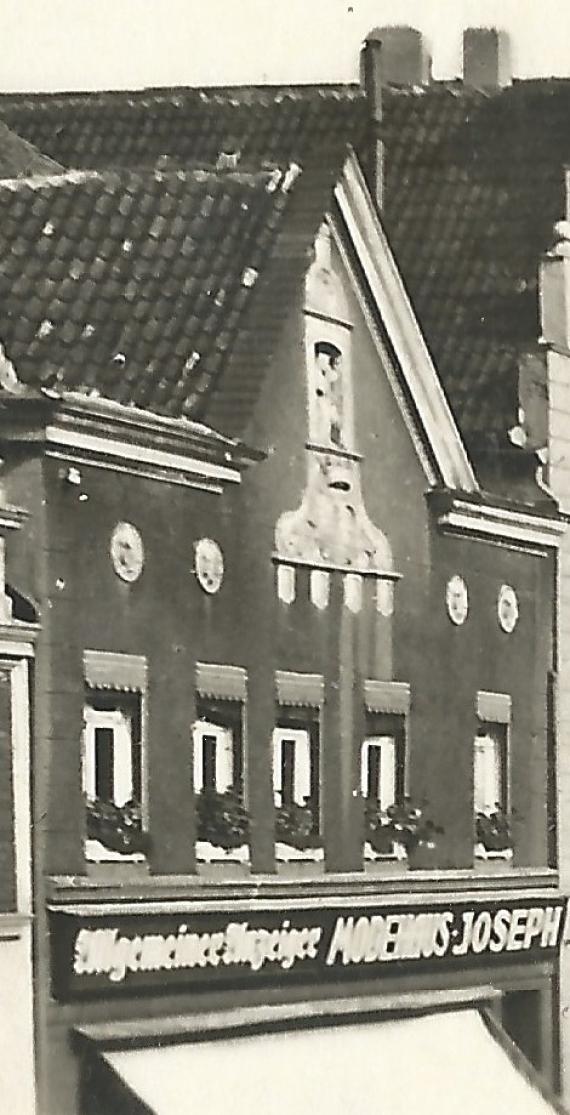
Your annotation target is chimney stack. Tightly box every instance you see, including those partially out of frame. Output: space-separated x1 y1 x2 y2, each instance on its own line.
361 27 430 211
365 26 431 87
361 31 384 211
463 28 511 89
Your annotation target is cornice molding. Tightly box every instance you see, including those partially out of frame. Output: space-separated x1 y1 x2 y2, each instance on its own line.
0 391 263 492
435 496 566 550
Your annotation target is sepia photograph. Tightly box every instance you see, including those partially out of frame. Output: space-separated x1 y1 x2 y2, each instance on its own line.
1 1 570 1111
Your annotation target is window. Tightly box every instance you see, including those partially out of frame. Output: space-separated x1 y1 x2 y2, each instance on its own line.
83 691 145 860
193 699 243 796
474 691 511 859
193 699 246 855
0 657 32 914
474 725 508 815
361 716 406 811
193 720 235 794
273 714 320 832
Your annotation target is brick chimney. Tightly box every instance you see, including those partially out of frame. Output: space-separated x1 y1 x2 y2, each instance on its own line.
463 28 511 89
365 26 430 87
361 27 430 210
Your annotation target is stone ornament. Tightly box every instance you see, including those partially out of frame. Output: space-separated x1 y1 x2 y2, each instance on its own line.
110 522 144 583
446 575 469 626
498 583 519 633
194 537 224 595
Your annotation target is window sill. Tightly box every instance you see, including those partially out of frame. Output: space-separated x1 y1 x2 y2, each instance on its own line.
195 841 250 865
85 839 148 865
474 844 513 862
364 841 407 863
47 864 560 905
0 912 32 940
275 843 324 864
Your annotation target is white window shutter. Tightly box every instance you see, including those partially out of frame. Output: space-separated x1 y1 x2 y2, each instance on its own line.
192 722 204 794
379 737 396 812
294 730 311 805
216 726 234 793
360 741 370 798
112 711 133 806
474 734 500 813
83 710 96 801
272 729 283 805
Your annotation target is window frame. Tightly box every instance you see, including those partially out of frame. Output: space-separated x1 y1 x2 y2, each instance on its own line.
474 691 512 820
361 712 407 814
0 656 32 916
273 707 321 836
82 654 149 862
473 721 510 817
193 697 244 800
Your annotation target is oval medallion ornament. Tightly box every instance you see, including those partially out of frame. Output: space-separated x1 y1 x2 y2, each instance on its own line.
446 575 469 626
195 538 224 595
498 584 519 634
110 522 144 583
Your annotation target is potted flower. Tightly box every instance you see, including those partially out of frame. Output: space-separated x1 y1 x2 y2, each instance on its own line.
195 788 249 861
386 797 444 869
85 795 150 857
475 805 513 861
364 800 404 859
275 799 323 863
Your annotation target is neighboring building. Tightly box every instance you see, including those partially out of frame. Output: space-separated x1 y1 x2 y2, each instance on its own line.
375 27 570 1103
0 32 567 1115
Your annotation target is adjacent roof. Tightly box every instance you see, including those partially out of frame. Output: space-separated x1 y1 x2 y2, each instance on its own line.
0 86 367 171
381 80 570 452
0 119 62 178
0 88 367 437
2 78 569 459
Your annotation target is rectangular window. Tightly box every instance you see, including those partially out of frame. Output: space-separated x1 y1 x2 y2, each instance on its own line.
474 725 508 815
83 691 146 860
273 713 320 834
474 692 511 859
361 716 406 812
193 699 246 855
0 658 31 915
193 699 243 796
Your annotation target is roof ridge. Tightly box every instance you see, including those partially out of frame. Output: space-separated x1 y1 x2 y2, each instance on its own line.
0 168 99 190
0 83 364 107
0 163 294 191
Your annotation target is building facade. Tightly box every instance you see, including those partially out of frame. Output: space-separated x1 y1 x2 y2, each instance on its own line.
0 33 567 1114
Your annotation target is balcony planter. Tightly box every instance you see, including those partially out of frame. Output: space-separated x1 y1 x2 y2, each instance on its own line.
475 809 513 870
386 798 444 871
85 796 150 860
195 789 250 874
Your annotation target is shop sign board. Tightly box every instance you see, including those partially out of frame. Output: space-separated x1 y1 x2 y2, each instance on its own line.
50 895 569 999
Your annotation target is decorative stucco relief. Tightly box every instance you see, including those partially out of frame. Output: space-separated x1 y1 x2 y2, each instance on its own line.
275 222 395 584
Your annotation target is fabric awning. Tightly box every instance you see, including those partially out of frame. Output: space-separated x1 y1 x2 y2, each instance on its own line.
96 1007 565 1115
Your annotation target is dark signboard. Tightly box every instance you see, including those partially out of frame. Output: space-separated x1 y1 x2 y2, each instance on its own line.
50 895 569 999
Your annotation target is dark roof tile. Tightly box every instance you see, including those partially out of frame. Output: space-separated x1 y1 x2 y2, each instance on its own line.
377 83 565 443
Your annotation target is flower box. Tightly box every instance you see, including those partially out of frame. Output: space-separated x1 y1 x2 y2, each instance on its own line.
85 796 149 859
275 842 324 863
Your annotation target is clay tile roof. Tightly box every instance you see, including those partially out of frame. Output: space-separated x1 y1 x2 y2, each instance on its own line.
0 86 366 434
381 80 570 449
0 167 299 421
0 119 62 179
0 86 367 171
